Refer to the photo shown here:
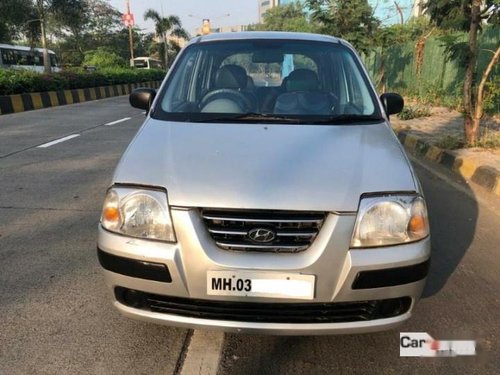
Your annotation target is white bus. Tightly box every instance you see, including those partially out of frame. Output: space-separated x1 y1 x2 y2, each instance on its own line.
130 57 164 70
0 44 61 72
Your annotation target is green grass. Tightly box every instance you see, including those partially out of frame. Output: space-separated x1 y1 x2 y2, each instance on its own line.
435 132 500 150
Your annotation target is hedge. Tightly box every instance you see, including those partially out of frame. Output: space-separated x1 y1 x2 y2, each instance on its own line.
0 68 166 96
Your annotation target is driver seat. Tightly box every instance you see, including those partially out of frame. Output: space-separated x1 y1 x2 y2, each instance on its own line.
200 65 257 113
215 65 248 90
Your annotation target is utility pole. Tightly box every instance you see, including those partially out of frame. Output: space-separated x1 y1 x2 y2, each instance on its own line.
126 0 134 61
37 0 51 73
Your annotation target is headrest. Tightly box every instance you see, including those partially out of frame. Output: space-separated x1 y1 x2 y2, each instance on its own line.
285 69 319 91
215 65 248 89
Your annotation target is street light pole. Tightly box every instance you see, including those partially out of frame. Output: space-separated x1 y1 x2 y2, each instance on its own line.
126 0 134 60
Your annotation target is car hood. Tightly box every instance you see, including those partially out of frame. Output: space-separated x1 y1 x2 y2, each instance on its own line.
113 119 417 212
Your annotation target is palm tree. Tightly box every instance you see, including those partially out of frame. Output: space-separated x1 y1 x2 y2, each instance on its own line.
144 9 189 69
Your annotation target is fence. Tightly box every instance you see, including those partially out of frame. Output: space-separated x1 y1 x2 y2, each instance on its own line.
363 27 499 109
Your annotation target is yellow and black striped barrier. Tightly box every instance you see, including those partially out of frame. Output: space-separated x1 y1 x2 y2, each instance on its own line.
0 81 161 115
395 128 500 196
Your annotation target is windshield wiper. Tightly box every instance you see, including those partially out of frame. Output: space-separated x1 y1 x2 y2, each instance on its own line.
309 114 384 124
194 113 304 124
187 113 384 124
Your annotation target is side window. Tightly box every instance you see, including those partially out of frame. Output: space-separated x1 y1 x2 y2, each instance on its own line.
162 51 199 111
174 56 196 101
341 54 375 115
18 51 29 65
0 49 6 64
34 53 41 66
1 49 16 65
50 54 58 67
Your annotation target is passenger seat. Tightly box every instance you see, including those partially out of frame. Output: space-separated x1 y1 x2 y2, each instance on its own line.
274 69 333 115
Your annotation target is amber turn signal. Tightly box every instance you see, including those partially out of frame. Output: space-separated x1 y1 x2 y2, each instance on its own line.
103 207 120 222
408 215 426 235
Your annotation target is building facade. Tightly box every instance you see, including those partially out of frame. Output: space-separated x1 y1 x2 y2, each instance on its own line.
258 0 280 23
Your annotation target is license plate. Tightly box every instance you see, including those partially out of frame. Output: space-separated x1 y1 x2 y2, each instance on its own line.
207 271 315 300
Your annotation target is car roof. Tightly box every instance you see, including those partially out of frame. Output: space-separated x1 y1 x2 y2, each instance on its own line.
189 31 342 46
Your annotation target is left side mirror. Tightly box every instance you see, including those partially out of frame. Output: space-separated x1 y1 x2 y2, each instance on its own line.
130 88 157 112
380 93 404 116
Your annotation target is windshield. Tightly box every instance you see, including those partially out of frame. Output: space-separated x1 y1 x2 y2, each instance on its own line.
154 39 381 123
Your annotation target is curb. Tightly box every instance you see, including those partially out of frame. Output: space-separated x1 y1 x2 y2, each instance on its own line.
0 81 161 115
395 129 500 197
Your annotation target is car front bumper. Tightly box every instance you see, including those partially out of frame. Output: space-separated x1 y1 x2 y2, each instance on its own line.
97 209 431 335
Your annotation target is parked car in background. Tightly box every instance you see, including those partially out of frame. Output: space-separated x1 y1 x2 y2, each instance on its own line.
0 44 60 72
98 32 431 335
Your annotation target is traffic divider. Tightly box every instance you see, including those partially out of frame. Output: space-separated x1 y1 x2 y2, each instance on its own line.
395 129 500 197
0 81 161 115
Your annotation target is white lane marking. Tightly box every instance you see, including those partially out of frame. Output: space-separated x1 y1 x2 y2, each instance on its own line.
104 117 131 126
179 330 224 375
37 134 80 148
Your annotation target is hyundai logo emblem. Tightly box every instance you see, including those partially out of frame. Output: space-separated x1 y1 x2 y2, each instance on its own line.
248 228 276 243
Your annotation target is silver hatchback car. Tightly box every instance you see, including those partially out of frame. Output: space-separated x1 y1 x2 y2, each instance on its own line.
97 32 430 335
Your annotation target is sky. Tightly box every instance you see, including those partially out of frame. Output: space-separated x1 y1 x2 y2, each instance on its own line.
108 0 259 36
107 0 417 37
371 0 416 24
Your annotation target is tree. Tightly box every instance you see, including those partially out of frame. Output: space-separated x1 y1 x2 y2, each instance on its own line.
425 0 500 143
54 0 124 66
85 0 122 36
144 9 189 69
0 0 35 43
82 47 126 68
372 18 434 90
306 0 380 54
251 3 315 32
49 0 89 55
28 0 87 72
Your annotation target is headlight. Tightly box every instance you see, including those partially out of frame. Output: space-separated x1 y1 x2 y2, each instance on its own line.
100 186 176 242
351 194 429 248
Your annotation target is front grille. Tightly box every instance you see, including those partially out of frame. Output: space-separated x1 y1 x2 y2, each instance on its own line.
115 287 412 323
201 209 326 253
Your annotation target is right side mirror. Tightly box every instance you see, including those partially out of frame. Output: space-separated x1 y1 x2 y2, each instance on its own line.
380 93 404 116
130 88 157 112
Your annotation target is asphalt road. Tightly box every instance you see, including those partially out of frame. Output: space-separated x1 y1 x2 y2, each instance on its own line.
0 97 499 374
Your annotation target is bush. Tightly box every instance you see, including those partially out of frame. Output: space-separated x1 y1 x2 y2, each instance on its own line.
397 105 432 120
435 135 465 150
82 47 126 69
435 132 500 149
0 68 165 95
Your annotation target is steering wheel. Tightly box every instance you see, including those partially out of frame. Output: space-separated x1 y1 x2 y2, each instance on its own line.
199 89 253 112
